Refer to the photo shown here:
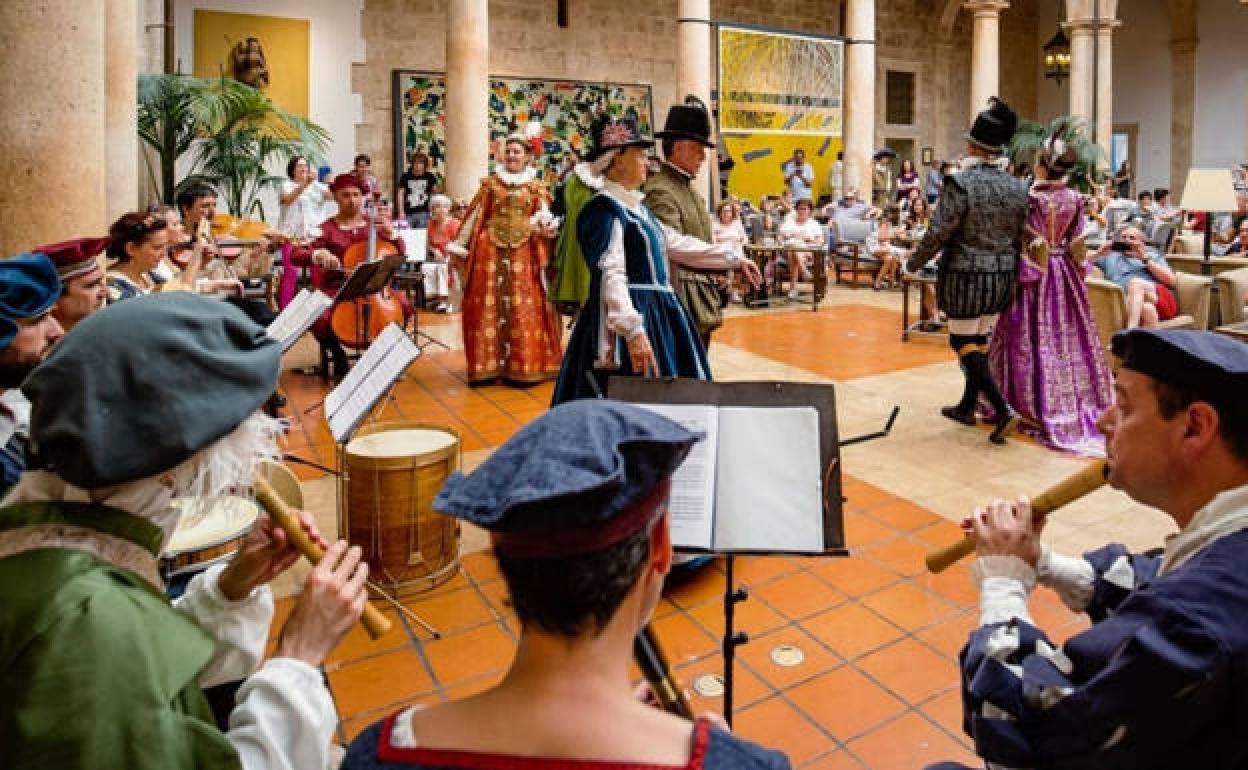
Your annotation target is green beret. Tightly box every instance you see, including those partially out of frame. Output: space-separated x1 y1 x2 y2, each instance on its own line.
24 293 281 488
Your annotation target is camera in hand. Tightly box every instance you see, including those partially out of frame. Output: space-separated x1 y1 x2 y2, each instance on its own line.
1110 240 1131 252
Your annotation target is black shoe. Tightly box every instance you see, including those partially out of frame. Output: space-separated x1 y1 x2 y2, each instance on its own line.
990 410 1019 444
941 405 977 426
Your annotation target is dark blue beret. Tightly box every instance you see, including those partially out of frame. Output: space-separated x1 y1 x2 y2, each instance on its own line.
23 292 281 488
434 400 699 548
1111 328 1248 405
0 253 61 348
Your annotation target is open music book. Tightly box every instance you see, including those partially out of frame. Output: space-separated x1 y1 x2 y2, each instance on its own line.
266 289 332 352
326 322 421 443
632 403 824 553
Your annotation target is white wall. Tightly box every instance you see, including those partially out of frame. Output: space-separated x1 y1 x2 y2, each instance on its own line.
174 0 365 218
1193 1 1248 167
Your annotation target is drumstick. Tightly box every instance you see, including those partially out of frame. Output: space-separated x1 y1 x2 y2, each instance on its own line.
924 460 1110 574
253 477 393 639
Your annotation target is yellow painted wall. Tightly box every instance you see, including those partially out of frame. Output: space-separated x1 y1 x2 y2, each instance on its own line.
724 134 844 206
193 9 309 117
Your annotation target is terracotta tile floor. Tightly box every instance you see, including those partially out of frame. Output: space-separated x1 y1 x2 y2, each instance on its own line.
264 295 1152 768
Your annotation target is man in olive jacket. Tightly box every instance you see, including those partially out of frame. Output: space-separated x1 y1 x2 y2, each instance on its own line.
644 96 722 348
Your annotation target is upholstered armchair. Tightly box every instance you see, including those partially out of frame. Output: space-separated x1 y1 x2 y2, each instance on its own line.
1214 266 1248 326
1086 272 1213 350
830 218 879 286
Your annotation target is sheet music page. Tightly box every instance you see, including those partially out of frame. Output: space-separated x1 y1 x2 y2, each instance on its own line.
630 402 718 551
266 289 332 352
327 324 420 442
324 322 402 417
713 406 823 553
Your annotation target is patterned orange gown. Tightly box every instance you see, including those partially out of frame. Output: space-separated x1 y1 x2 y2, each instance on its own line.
454 170 564 384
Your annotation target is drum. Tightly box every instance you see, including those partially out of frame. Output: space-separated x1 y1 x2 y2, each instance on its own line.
161 496 259 579
343 422 461 595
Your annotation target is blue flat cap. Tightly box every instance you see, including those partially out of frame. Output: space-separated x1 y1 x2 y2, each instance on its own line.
434 400 699 557
24 292 281 488
0 253 61 349
1112 328 1248 404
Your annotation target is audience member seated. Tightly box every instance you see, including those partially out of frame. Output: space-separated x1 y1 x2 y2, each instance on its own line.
1153 187 1179 220
823 188 876 222
1083 195 1109 244
39 236 110 331
906 196 932 233
423 194 460 312
0 254 63 498
342 400 791 770
775 198 822 299
1093 225 1178 328
928 329 1248 770
353 153 381 201
0 293 366 770
712 200 749 304
868 209 913 291
1218 221 1248 256
105 211 172 302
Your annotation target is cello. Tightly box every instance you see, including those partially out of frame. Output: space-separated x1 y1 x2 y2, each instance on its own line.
330 203 405 350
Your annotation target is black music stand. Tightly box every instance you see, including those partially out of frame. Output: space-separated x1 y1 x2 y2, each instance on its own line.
608 377 856 726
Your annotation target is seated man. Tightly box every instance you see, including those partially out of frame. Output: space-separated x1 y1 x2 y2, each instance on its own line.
929 328 1248 770
1094 225 1178 328
39 236 110 331
343 400 791 770
178 184 279 326
0 253 64 497
1 293 369 770
1217 220 1248 256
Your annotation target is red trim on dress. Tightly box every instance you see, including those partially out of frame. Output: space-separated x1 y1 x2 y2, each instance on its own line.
376 712 711 770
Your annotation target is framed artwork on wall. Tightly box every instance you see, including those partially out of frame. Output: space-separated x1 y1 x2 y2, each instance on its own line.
921 147 934 165
392 71 654 188
193 9 310 117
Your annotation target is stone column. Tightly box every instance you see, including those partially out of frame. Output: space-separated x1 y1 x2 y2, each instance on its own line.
1167 0 1198 196
1093 13 1119 166
964 0 1009 121
0 2 107 253
106 0 139 219
445 0 490 202
1065 0 1119 165
677 0 714 196
842 0 875 201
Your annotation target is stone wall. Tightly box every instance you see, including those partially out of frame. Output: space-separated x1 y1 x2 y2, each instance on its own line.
354 0 1037 197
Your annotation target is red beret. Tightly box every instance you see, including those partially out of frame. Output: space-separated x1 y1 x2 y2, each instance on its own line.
329 173 363 193
37 237 110 282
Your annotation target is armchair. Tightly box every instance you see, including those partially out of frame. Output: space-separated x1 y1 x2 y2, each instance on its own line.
830 217 879 287
1086 272 1213 350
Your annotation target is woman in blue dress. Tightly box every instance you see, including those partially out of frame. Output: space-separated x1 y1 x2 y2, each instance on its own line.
552 116 759 405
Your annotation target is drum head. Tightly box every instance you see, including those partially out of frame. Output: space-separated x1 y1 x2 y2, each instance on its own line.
165 496 259 556
346 428 457 460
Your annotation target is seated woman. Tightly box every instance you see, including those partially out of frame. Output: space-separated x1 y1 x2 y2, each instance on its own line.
342 401 790 770
105 212 172 303
775 198 823 299
291 174 408 378
869 208 913 290
711 200 748 304
422 194 460 312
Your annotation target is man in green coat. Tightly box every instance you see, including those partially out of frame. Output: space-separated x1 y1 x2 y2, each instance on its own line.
643 96 723 349
0 293 369 770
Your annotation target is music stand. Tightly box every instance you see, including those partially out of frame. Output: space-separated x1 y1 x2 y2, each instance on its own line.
608 377 850 726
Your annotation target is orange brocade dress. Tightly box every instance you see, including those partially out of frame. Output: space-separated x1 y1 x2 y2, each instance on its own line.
458 173 564 384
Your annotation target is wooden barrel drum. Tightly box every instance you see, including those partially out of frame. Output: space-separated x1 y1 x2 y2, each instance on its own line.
343 422 461 595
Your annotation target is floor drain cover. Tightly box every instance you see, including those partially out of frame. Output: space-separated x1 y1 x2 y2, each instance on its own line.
692 673 726 697
770 644 805 667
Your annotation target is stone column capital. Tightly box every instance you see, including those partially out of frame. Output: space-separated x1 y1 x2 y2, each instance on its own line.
962 0 1009 17
1063 17 1122 35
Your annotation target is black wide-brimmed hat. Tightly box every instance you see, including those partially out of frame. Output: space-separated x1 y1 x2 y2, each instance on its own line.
655 95 714 147
587 114 654 162
966 97 1019 155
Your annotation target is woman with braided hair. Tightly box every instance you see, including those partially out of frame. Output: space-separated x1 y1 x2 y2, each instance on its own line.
988 118 1113 456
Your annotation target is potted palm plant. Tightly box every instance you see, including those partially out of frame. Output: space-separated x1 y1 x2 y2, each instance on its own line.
138 74 329 216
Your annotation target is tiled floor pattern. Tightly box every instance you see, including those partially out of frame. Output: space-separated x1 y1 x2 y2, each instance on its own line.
267 294 1164 768
271 476 1092 768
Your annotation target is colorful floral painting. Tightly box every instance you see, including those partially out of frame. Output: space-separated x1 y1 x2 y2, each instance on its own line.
393 71 653 184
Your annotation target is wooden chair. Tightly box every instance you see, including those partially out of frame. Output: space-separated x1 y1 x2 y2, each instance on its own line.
830 218 880 287
1086 271 1213 350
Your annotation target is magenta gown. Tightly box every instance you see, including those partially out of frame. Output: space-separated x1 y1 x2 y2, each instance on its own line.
987 181 1113 456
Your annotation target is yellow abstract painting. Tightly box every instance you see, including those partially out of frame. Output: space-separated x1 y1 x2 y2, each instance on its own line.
193 9 309 117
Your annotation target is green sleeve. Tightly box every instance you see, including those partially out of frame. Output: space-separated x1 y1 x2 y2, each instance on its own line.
1 566 240 770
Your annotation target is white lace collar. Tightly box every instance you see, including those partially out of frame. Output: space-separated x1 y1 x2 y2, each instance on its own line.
1160 482 1248 575
496 166 537 186
603 180 645 212
573 162 605 190
959 155 1010 172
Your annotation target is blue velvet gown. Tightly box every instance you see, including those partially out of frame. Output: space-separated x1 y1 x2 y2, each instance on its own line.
551 191 710 406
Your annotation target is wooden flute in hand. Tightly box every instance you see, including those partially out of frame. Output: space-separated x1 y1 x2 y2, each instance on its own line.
253 476 393 639
924 459 1110 574
634 625 694 718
